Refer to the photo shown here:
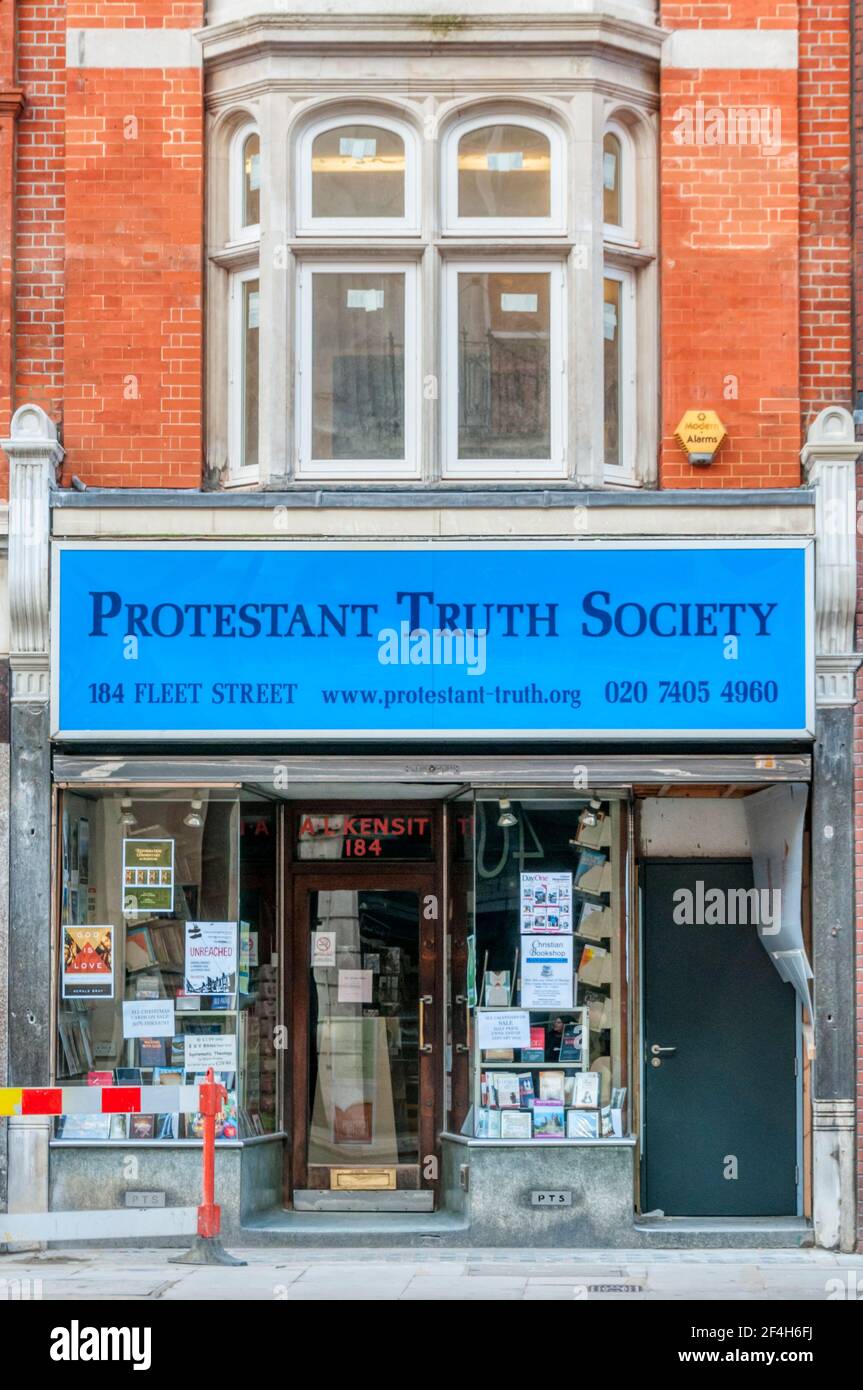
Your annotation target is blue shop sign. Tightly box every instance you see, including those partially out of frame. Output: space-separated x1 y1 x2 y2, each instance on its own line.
51 542 814 740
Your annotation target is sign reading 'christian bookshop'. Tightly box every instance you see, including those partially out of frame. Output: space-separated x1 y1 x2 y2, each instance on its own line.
53 544 812 739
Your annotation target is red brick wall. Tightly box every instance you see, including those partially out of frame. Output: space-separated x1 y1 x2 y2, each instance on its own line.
660 0 853 487
61 4 204 487
854 0 863 1252
7 0 67 496
62 64 203 486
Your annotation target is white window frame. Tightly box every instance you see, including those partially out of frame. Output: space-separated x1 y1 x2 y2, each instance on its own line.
441 113 566 237
603 120 635 244
229 120 261 245
296 259 420 480
602 264 636 482
228 264 261 485
296 114 420 237
442 259 566 481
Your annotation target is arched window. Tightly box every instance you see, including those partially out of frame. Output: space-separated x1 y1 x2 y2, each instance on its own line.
603 131 622 229
230 121 260 240
443 114 565 233
297 115 419 233
603 120 635 240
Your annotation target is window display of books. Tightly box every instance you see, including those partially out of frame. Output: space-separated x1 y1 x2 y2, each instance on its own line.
475 1070 627 1142
469 797 624 1140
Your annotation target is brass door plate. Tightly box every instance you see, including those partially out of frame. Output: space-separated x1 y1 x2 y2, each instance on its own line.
330 1167 397 1191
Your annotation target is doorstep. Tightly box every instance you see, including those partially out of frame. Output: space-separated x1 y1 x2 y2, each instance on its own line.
292 1190 435 1213
240 1208 470 1247
633 1215 813 1248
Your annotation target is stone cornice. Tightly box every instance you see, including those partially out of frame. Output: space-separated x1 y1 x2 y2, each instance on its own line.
198 12 667 69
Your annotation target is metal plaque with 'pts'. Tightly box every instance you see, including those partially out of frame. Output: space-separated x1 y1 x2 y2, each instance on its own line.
531 1190 573 1206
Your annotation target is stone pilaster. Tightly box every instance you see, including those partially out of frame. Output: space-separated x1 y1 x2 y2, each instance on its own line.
801 405 860 1253
1 404 62 1247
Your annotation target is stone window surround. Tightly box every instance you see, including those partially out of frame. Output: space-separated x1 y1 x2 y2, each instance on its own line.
202 15 660 491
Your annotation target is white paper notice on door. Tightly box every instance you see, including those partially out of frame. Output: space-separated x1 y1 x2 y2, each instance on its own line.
520 935 574 1010
338 969 373 1004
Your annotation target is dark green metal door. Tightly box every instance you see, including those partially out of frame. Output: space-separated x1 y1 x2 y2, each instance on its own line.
642 861 798 1216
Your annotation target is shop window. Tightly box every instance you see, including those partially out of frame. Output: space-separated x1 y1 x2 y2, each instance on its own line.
443 115 564 234
296 261 419 478
231 122 261 241
230 269 260 479
461 796 627 1142
297 116 419 234
603 268 634 477
443 261 565 479
55 791 278 1141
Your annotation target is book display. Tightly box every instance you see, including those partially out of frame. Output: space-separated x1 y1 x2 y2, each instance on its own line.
55 792 279 1141
468 797 626 1142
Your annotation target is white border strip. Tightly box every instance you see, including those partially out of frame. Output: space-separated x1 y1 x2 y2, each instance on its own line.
50 538 815 742
0 1208 197 1241
663 29 798 70
66 28 203 69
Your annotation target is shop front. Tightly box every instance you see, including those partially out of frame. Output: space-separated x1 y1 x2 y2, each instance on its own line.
38 523 834 1247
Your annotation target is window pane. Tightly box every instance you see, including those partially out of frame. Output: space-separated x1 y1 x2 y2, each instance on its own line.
242 133 260 227
604 276 621 468
56 790 243 1141
457 270 550 460
603 133 621 227
312 272 405 460
242 278 259 470
312 124 405 219
458 125 551 219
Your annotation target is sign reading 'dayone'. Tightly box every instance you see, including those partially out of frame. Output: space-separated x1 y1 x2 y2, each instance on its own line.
52 544 813 739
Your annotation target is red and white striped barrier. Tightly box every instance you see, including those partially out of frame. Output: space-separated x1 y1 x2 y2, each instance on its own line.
1 1072 245 1264
0 1084 199 1118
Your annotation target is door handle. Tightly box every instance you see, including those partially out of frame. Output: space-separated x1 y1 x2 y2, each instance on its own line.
419 995 433 1053
651 1044 677 1056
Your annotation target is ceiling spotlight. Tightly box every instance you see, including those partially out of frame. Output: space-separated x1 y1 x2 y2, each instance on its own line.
581 796 604 828
184 794 205 829
120 798 137 828
497 798 517 829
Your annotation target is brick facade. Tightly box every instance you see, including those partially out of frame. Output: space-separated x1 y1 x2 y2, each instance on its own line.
659 1 853 488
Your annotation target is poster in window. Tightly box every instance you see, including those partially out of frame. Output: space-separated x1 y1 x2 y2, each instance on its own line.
184 921 238 997
520 871 573 934
62 925 114 999
520 934 574 1009
122 838 175 915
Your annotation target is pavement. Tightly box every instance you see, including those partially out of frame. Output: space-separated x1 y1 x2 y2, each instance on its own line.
1 1246 861 1300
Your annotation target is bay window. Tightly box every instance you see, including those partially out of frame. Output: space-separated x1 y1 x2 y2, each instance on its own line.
212 98 653 485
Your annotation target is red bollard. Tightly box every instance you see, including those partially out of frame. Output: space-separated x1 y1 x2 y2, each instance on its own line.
169 1066 246 1266
197 1067 226 1239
